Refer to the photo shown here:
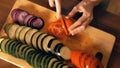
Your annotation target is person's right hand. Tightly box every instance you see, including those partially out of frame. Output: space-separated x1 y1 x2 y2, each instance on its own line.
48 0 62 19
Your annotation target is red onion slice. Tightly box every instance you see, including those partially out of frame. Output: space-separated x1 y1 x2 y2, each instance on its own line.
17 11 28 25
23 15 33 26
31 18 44 29
27 16 36 27
11 8 45 30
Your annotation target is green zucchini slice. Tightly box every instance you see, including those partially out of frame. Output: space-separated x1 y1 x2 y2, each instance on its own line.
0 39 9 52
51 61 60 68
15 43 22 58
30 52 39 67
5 40 13 53
18 44 28 59
8 40 17 55
48 58 58 68
33 52 43 68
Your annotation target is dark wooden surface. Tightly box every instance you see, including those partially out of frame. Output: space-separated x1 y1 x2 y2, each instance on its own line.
0 0 120 68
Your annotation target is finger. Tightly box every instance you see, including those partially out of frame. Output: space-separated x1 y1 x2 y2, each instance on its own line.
70 17 92 35
66 6 79 19
82 15 93 27
68 15 86 31
70 26 85 35
55 0 62 19
48 0 55 7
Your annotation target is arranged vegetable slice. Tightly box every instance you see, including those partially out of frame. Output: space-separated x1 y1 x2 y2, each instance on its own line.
42 35 55 52
37 33 48 51
70 50 103 68
4 24 13 34
15 26 25 41
19 26 31 43
7 24 20 40
0 39 9 52
11 8 44 29
4 24 71 60
31 31 43 49
25 29 38 46
0 38 73 68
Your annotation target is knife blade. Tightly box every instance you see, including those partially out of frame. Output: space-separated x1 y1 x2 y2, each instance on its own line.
60 17 70 36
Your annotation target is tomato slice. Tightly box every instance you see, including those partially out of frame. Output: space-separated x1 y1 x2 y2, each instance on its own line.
60 17 72 36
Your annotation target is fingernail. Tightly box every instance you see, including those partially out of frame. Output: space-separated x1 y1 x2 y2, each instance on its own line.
69 31 74 36
71 33 74 36
65 16 69 19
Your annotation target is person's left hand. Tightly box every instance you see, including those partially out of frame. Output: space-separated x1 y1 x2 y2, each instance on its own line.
66 0 95 35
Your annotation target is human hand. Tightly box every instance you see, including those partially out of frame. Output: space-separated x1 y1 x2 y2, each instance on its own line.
66 0 101 35
48 0 62 19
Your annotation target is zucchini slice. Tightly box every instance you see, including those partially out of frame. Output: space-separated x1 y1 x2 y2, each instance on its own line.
16 26 25 41
39 53 46 68
8 24 20 40
49 40 61 53
4 24 13 34
51 61 60 68
19 26 31 43
42 35 55 53
15 43 22 58
0 38 4 51
37 52 46 68
31 31 43 50
55 62 62 68
25 48 36 65
41 35 49 52
8 40 17 55
40 54 49 68
30 52 39 67
44 56 54 68
33 52 43 68
48 58 58 68
37 33 47 51
22 46 32 59
47 39 55 53
0 39 9 52
25 29 38 46
57 63 65 68
5 40 13 53
59 46 71 60
18 44 28 59
54 44 64 60
11 41 21 57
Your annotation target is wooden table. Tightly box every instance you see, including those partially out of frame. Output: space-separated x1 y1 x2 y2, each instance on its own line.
0 0 120 68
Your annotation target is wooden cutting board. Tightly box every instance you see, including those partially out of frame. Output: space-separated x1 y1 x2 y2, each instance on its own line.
0 0 116 68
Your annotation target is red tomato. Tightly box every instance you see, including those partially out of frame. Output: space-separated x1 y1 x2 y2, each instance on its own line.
47 17 73 40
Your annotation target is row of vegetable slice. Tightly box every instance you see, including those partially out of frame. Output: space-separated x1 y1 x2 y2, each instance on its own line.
11 8 44 29
0 38 72 68
4 23 71 60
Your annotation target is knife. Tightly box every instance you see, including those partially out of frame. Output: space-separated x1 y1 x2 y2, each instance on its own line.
60 17 71 36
